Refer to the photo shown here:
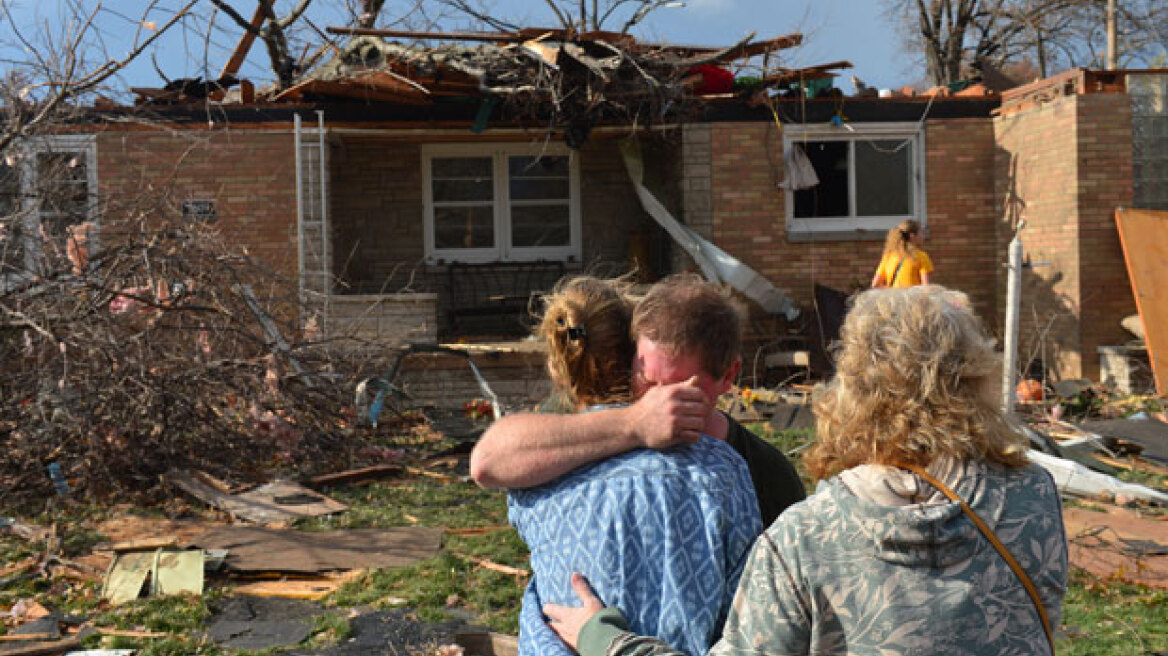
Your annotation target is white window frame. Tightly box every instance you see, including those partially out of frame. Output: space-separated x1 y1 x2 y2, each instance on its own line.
2 134 98 283
784 122 926 240
422 143 581 263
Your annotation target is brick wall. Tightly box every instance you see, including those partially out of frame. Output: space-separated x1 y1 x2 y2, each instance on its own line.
97 128 299 277
329 137 428 293
923 119 999 326
1075 93 1136 379
702 118 999 331
992 92 1135 381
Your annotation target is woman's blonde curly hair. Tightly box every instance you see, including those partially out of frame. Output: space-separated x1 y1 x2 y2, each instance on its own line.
537 275 635 409
805 285 1028 481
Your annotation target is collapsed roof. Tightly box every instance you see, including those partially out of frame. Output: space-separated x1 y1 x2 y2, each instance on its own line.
131 27 853 142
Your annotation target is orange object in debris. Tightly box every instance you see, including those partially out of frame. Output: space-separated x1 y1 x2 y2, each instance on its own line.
1016 378 1044 402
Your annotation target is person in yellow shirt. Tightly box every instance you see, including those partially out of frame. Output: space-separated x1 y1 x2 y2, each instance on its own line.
871 219 934 288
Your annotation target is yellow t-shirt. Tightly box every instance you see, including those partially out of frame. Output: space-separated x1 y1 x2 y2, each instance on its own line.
877 249 934 287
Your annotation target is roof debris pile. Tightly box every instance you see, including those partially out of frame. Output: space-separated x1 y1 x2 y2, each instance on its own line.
134 27 856 144
0 213 410 507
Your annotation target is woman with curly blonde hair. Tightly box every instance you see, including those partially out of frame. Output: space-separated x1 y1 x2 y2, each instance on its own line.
546 285 1068 656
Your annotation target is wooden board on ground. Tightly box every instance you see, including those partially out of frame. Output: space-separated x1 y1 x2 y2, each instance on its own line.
166 471 347 524
230 569 365 600
189 526 443 574
1063 506 1168 589
1115 208 1168 395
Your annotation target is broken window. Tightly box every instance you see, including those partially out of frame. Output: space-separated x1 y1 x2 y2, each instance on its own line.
0 135 98 284
423 144 579 263
785 123 923 240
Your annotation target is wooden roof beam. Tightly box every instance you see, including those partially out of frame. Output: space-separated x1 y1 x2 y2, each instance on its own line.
220 4 266 80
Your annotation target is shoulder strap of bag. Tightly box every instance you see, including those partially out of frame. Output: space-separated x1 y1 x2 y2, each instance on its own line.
897 462 1055 653
890 256 906 286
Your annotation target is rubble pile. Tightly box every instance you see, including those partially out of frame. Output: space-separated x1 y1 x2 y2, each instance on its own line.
0 215 393 506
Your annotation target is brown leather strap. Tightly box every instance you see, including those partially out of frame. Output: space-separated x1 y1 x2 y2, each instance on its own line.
898 463 1055 653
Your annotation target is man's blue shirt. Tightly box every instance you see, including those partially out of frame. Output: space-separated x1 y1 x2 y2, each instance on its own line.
509 435 763 656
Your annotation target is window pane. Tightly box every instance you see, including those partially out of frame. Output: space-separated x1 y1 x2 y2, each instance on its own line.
434 205 494 250
510 178 570 200
509 155 569 178
36 152 89 222
511 205 570 248
793 141 849 218
433 179 493 201
432 157 491 178
856 140 912 216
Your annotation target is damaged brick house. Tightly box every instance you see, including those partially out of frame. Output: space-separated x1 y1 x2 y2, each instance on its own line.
8 25 1165 396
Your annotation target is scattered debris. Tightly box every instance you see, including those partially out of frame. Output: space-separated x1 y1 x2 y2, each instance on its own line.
1029 450 1168 506
307 465 404 488
451 553 529 580
101 548 204 605
166 471 347 525
204 597 317 651
230 570 366 601
189 526 443 574
1064 506 1168 589
1078 415 1168 463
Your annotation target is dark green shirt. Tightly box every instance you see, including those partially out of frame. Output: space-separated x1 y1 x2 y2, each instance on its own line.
723 413 807 527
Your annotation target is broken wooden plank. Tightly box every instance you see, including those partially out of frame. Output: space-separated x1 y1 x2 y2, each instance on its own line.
307 464 404 488
220 4 266 80
1115 208 1168 395
1093 454 1168 477
230 569 365 600
453 553 529 578
0 635 57 642
166 471 347 525
669 33 803 67
402 465 459 482
0 636 84 656
326 26 524 42
272 75 434 105
189 526 443 574
91 628 170 638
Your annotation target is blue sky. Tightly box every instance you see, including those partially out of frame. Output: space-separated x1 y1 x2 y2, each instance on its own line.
2 1 923 95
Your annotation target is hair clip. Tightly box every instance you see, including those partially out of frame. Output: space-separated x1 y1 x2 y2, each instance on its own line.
566 326 587 341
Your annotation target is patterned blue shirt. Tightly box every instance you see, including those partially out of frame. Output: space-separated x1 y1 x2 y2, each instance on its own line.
509 435 762 656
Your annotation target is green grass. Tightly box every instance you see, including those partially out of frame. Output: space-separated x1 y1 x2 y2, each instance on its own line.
4 419 1167 654
1060 571 1168 655
304 477 529 634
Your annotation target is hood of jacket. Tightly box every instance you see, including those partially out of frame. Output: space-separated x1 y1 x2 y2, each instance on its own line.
826 458 1009 568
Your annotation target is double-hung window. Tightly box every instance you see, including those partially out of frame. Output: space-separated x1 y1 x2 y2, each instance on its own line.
784 122 925 240
422 143 580 263
1 135 98 283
